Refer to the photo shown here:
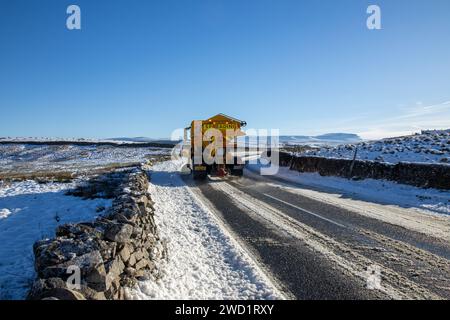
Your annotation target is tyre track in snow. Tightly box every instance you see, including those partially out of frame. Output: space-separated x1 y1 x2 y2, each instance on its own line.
188 179 385 299
188 172 450 299
129 160 284 300
228 174 450 299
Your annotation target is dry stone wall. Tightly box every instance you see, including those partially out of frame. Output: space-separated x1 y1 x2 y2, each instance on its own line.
27 167 166 300
277 151 450 190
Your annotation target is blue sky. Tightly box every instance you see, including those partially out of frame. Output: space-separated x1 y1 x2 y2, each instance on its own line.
1 0 449 139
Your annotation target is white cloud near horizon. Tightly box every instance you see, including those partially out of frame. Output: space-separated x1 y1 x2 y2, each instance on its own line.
335 100 450 140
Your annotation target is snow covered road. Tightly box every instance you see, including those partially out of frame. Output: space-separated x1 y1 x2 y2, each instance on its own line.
246 164 450 242
128 160 283 300
125 158 450 300
188 164 450 299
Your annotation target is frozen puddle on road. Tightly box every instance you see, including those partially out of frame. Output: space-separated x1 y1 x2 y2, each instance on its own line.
128 160 283 300
0 180 112 300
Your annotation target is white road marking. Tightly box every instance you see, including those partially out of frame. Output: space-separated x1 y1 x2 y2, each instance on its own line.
262 193 348 229
233 181 247 188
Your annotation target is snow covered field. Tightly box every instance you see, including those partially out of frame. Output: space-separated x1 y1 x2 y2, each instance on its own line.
297 130 450 164
0 137 171 145
127 160 283 300
0 144 170 174
0 142 172 299
0 180 112 299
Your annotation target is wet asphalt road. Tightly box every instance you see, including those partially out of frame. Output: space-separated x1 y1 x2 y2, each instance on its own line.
183 169 450 300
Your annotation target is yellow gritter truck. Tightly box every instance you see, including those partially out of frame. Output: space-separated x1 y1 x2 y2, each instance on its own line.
184 114 247 180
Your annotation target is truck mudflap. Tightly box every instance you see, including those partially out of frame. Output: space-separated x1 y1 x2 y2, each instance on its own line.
230 164 244 176
192 163 208 180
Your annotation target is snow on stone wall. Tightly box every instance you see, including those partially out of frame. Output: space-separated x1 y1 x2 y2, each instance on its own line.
277 152 450 190
27 167 167 300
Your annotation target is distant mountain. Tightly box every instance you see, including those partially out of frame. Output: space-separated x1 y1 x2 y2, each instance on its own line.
109 133 362 147
237 133 362 147
278 133 362 146
314 133 361 141
298 129 449 164
108 137 180 144
108 137 156 142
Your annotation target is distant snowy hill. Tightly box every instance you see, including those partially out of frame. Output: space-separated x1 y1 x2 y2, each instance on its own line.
0 137 179 147
236 133 362 148
108 137 155 142
297 129 450 164
108 137 180 144
278 133 362 146
109 134 362 147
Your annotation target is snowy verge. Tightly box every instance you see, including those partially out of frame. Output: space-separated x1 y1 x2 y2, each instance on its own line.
255 165 450 216
0 180 112 299
127 160 283 300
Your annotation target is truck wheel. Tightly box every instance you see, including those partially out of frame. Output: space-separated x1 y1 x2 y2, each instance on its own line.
231 168 244 176
193 170 207 180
